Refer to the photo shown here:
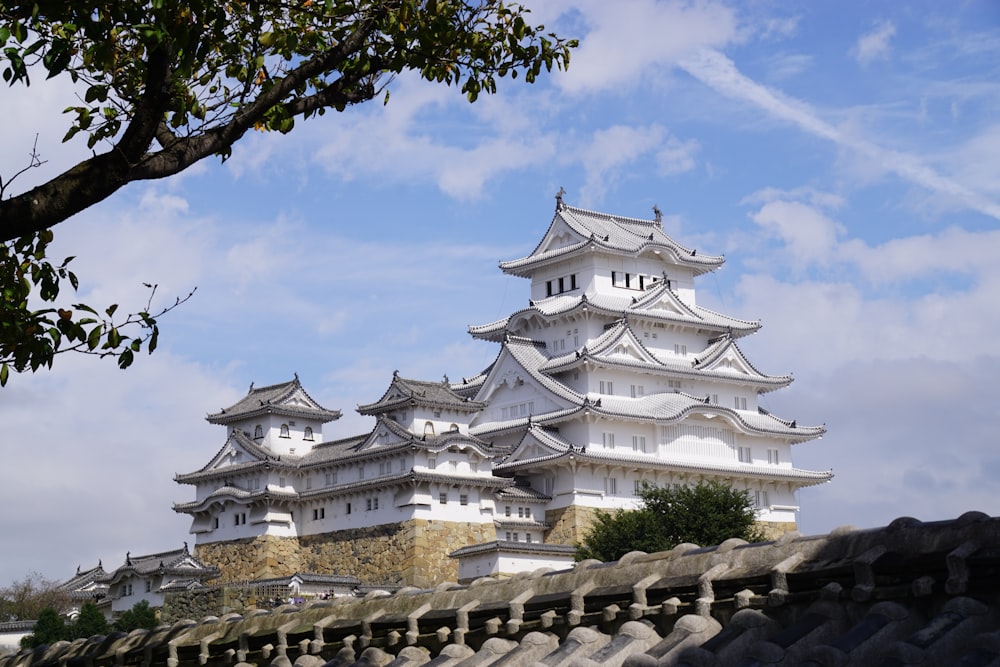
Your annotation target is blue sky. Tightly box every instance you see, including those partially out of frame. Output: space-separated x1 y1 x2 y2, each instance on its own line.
1 0 998 586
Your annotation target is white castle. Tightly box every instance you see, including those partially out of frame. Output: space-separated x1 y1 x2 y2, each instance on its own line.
175 198 831 587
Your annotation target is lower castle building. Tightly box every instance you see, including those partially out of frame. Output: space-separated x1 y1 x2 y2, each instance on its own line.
174 199 832 586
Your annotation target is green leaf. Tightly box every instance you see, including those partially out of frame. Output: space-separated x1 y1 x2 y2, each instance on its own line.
117 348 134 369
0 363 8 386
86 325 102 350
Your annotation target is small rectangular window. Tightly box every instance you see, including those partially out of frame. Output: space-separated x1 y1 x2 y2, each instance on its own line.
505 532 512 541
459 494 468 506
768 448 780 465
625 273 631 288
570 274 577 290
346 502 352 515
505 505 511 516
525 533 532 543
439 492 447 504
546 280 553 296
603 432 615 448
558 277 565 293
738 446 752 463
634 479 642 495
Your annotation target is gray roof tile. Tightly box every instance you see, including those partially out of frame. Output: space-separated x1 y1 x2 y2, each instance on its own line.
14 512 1000 667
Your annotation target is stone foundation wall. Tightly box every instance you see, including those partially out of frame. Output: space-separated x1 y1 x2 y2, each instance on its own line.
195 535 302 582
544 505 601 546
757 520 798 541
197 521 497 588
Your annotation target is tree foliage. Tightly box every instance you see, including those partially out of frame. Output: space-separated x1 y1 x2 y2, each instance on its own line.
113 600 158 633
0 1 574 384
19 607 68 649
0 0 575 238
72 601 110 639
0 228 193 385
0 572 68 622
576 481 766 562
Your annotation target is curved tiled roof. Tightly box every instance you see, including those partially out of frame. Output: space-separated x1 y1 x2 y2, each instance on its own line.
296 469 513 500
95 545 219 586
539 320 790 392
495 446 832 486
357 372 486 415
206 376 341 425
469 284 760 342
174 431 290 483
499 204 724 277
448 540 578 558
172 485 300 513
10 512 1000 667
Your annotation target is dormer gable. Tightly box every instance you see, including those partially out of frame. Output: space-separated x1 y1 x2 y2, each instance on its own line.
587 320 662 365
694 336 793 390
206 376 340 456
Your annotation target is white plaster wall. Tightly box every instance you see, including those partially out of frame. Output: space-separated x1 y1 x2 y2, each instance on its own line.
499 552 575 575
109 576 164 614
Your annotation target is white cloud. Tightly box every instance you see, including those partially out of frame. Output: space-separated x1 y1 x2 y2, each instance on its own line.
577 124 667 204
749 200 845 269
552 0 738 94
678 48 1000 221
851 20 897 66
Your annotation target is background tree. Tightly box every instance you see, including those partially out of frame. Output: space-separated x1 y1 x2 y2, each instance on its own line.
0 1 575 385
577 481 765 562
19 607 68 649
0 572 68 622
71 601 109 639
113 600 158 633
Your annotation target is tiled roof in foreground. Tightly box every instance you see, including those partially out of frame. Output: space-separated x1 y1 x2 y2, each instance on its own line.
5 512 1000 667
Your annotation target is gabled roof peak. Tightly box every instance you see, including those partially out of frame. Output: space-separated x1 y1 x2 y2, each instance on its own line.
207 377 340 425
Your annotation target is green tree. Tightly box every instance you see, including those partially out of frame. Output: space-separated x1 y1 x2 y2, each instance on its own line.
0 572 68 622
0 1 575 385
19 606 68 649
113 600 158 633
577 480 766 562
71 601 109 639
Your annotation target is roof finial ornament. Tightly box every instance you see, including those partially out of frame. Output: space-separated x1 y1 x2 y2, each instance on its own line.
555 186 566 210
653 204 662 224
393 369 399 378
249 381 254 392
294 372 299 382
183 541 189 553
126 552 132 566
442 374 449 384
